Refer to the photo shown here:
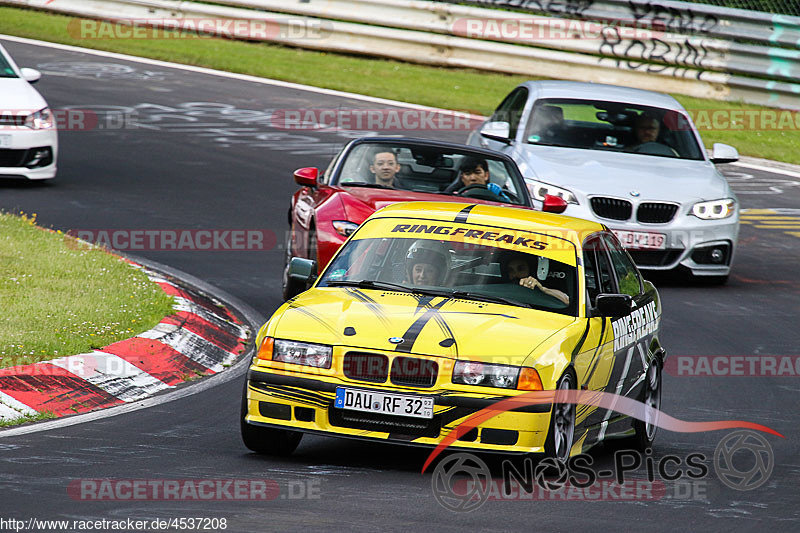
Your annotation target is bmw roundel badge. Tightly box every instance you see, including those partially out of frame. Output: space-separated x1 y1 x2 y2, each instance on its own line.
389 337 404 344
630 190 641 197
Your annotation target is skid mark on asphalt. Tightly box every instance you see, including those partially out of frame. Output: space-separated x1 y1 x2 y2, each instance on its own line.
725 169 800 195
740 209 800 240
36 61 166 80
60 101 379 154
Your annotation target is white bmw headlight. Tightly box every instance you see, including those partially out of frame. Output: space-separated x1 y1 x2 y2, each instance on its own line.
527 179 578 205
691 198 736 220
272 339 332 368
453 361 519 389
24 107 54 130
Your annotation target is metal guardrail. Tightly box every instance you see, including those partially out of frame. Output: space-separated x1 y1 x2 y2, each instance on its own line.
5 0 799 108
684 0 799 16
445 0 800 47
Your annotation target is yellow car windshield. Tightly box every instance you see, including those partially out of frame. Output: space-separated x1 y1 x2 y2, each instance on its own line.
318 227 578 316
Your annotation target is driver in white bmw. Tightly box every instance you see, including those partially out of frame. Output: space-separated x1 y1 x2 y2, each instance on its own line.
629 113 678 157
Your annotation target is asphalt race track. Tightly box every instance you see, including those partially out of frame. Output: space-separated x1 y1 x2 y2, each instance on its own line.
1 39 799 531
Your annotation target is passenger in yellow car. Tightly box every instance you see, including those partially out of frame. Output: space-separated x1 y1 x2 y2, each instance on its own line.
501 254 570 305
404 240 450 286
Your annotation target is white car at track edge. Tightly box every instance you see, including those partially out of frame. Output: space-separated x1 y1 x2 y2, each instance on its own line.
0 42 57 180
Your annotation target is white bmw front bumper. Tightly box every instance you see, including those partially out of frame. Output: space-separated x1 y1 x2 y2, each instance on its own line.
534 197 739 276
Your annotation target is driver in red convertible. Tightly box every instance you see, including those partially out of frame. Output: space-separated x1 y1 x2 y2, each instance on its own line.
446 157 510 201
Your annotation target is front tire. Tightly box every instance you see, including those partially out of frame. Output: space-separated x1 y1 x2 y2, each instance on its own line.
281 228 294 300
544 372 576 461
630 358 662 451
240 384 302 456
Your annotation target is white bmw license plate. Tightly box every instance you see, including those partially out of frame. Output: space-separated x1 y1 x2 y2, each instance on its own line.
613 230 666 250
0 135 10 148
334 387 434 419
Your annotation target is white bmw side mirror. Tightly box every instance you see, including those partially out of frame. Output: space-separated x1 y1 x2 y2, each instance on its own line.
480 121 511 144
710 143 739 164
20 68 42 84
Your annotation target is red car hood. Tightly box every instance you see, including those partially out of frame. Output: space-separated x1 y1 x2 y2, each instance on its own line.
339 186 526 222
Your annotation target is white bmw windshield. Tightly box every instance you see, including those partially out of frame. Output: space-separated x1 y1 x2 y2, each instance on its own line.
525 98 704 161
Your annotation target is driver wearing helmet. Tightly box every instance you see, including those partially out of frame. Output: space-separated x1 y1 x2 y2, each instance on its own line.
404 240 450 286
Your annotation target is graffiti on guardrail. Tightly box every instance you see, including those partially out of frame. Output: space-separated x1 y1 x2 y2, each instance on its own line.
598 33 712 77
598 5 717 77
627 1 720 34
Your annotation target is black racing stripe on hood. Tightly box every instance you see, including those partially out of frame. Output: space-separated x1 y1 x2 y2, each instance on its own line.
430 313 458 356
412 294 436 316
345 288 392 329
412 294 454 337
407 295 459 355
439 310 518 319
285 304 341 339
454 204 476 223
395 299 449 353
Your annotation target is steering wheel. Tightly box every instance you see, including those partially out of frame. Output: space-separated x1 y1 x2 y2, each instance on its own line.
632 142 679 157
457 184 507 202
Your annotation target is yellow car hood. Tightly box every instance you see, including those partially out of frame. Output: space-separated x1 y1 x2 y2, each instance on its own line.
271 287 575 364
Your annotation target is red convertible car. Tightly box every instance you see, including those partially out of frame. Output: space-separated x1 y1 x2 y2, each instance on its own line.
282 137 564 298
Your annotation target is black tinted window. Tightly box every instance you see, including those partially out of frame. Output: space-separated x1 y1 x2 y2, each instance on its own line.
603 234 642 297
583 237 615 305
491 88 529 140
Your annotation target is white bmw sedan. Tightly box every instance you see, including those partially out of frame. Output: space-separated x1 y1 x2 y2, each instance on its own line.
0 43 57 180
468 81 739 284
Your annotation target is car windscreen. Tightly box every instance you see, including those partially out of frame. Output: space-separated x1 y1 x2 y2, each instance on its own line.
524 98 704 161
333 142 528 206
318 234 577 316
0 53 17 78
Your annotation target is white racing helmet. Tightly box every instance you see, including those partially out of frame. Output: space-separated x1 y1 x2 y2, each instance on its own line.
405 240 451 284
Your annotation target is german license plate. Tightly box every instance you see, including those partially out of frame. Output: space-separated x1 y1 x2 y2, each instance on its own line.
613 230 666 250
0 135 10 148
334 387 434 419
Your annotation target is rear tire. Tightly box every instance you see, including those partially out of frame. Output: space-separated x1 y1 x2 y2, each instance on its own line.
240 384 302 456
544 372 576 461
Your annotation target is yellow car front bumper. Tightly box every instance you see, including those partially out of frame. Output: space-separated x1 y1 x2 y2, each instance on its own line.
244 366 555 454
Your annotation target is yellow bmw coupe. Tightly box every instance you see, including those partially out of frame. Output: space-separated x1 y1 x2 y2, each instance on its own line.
242 202 665 459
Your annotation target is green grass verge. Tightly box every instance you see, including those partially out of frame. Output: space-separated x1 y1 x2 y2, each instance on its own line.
0 410 56 427
0 6 797 163
0 212 175 368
